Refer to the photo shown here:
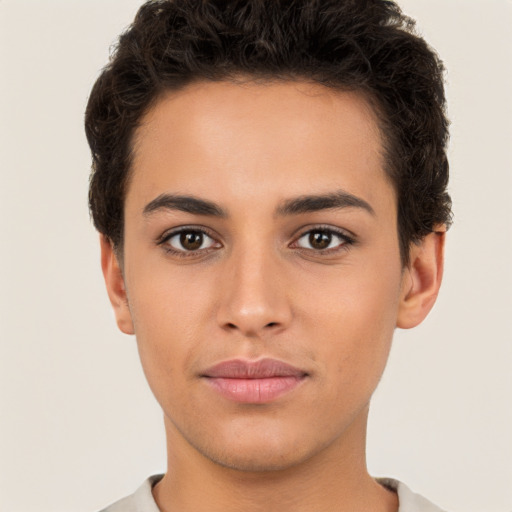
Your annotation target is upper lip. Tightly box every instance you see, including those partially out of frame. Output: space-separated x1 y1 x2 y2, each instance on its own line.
201 358 308 379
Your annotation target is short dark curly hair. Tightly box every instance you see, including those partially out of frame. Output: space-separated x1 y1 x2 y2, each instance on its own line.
85 0 452 265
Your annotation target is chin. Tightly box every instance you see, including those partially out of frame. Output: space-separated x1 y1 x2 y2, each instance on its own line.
190 428 321 473
205 446 309 473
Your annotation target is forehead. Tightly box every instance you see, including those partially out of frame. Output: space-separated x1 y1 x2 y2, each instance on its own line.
128 80 392 215
133 80 383 160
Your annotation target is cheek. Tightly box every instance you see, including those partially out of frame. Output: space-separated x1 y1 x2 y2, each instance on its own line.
128 256 216 329
299 261 402 390
124 263 218 392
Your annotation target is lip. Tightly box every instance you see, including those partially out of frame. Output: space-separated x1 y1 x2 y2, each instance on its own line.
201 358 308 403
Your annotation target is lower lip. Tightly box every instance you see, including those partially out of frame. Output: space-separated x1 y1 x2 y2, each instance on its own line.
204 376 305 403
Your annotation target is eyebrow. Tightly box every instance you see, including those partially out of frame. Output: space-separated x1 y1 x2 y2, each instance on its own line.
143 194 227 217
142 190 375 218
276 190 375 217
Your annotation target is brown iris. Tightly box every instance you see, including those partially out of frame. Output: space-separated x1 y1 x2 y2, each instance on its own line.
309 230 332 250
180 231 203 250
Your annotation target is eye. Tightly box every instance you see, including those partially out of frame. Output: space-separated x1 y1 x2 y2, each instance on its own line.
294 228 353 252
160 228 220 254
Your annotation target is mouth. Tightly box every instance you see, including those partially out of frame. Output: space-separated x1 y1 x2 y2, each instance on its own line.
200 358 309 404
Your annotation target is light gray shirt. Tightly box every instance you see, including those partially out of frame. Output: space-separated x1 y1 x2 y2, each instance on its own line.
99 474 447 512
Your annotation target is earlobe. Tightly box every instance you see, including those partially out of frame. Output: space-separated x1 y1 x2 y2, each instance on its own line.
100 235 135 335
396 228 446 329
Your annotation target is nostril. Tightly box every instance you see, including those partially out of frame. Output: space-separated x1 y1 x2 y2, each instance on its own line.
224 321 278 331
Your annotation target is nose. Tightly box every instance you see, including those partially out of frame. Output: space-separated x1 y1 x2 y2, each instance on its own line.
216 245 292 337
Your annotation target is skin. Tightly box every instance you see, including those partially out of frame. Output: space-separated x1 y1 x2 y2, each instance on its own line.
101 80 445 512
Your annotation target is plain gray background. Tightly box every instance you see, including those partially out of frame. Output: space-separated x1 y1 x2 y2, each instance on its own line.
1 1 511 511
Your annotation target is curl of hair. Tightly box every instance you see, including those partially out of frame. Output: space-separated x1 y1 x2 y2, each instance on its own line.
85 0 452 264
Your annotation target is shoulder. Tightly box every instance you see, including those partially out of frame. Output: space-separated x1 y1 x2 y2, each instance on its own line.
98 474 163 512
98 474 447 512
378 478 447 512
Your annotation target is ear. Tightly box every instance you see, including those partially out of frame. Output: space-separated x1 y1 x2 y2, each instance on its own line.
100 235 135 335
397 227 446 329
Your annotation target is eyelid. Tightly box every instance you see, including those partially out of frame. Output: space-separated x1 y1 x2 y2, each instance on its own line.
289 225 356 252
155 223 355 258
157 225 223 255
291 224 356 241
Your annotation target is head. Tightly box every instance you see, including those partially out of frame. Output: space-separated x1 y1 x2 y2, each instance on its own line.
86 0 451 267
85 0 451 474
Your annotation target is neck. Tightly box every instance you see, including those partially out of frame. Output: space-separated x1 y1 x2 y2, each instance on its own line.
153 406 398 512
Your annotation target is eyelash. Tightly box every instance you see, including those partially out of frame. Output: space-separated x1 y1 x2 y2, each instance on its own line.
157 225 355 258
291 225 355 255
157 226 220 258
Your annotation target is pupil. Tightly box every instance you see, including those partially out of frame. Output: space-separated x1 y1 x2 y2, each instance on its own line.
309 231 331 249
180 231 203 250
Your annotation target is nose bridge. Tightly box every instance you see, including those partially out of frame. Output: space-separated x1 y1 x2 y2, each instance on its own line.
217 235 291 335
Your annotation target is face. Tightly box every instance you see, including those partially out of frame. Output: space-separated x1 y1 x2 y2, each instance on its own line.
103 80 439 472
